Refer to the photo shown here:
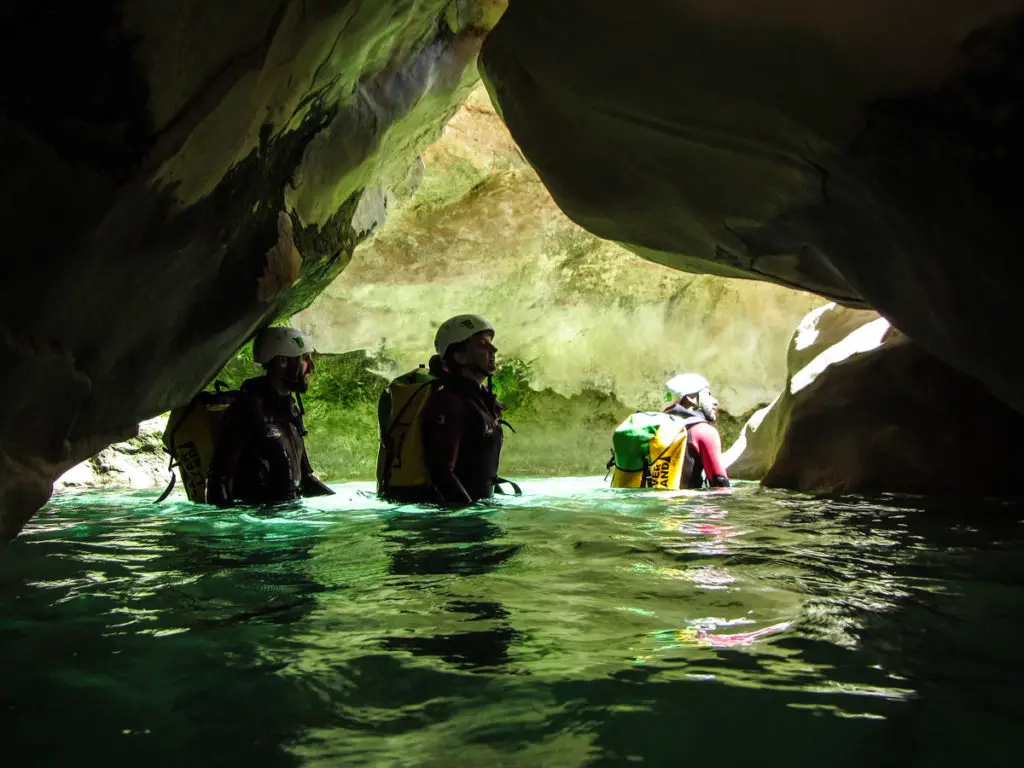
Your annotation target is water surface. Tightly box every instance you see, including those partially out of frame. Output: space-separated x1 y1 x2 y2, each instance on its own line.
2 479 1022 766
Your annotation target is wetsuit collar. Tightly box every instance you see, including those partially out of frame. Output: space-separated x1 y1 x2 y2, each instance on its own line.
242 376 297 408
441 372 488 393
665 403 708 427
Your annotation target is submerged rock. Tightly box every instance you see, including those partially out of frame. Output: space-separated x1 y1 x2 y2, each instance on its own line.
726 305 1024 495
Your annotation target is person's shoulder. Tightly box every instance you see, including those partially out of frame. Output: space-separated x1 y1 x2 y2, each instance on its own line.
427 379 461 405
231 377 271 417
426 378 480 418
240 376 268 395
688 421 720 439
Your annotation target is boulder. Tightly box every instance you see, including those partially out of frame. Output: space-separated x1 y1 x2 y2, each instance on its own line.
724 304 881 479
725 305 1024 495
54 417 171 492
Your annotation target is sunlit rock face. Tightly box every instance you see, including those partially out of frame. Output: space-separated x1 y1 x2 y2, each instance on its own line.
479 0 1024 418
726 305 1024 495
0 0 505 538
297 85 821 415
54 417 169 492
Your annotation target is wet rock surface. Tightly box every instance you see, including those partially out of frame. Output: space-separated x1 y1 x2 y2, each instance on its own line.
5 0 1024 533
55 417 170 492
0 0 503 536
297 84 821 416
480 0 1024 417
726 305 1024 495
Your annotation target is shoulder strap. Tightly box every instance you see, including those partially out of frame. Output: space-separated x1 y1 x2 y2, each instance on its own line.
493 476 522 496
292 393 307 436
382 380 435 441
155 462 177 503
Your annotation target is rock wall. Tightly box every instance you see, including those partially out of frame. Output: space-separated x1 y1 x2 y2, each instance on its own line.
724 304 882 479
7 0 1023 533
296 85 821 416
0 0 505 538
479 1 1024 420
725 305 1024 495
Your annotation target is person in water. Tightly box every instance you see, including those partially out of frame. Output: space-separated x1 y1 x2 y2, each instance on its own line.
207 327 334 507
421 314 506 504
664 373 731 488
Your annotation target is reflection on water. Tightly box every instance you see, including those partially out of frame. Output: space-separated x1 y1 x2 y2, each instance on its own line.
1 479 1023 766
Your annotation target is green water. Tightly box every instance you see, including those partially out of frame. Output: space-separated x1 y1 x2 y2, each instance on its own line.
2 479 1022 766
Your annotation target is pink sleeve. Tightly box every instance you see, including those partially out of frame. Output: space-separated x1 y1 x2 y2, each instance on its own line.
689 422 728 481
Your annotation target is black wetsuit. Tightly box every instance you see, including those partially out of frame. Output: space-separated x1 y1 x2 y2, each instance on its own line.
382 374 504 504
207 376 331 506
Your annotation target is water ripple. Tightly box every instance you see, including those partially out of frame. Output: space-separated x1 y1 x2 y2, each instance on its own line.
2 479 1023 765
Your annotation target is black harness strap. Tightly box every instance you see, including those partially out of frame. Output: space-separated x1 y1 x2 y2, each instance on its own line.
494 476 523 496
155 457 177 503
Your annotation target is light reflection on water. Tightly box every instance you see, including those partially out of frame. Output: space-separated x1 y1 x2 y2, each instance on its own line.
1 478 1023 766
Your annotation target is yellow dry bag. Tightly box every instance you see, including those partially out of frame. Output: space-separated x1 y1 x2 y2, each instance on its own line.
159 382 240 503
609 412 688 490
376 366 436 496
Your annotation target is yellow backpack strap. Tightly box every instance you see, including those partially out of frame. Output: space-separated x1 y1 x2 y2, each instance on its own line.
650 428 686 465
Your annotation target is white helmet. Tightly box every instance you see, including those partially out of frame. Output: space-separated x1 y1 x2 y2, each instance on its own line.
665 373 710 398
434 314 494 357
252 327 314 365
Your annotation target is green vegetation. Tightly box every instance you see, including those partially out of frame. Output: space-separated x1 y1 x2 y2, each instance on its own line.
301 351 389 480
490 353 631 476
490 354 535 411
714 405 764 453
